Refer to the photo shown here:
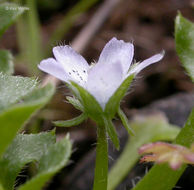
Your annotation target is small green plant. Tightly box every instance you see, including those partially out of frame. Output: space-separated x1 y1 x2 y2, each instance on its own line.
0 1 193 190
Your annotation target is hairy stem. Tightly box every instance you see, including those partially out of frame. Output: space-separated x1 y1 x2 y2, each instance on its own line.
93 126 108 190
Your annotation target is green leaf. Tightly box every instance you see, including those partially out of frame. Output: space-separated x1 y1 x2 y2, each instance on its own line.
0 131 56 190
105 75 134 118
0 131 72 190
118 107 134 136
0 50 13 74
70 81 104 124
175 13 194 81
0 73 38 112
132 108 194 190
66 96 84 111
104 118 120 150
0 3 26 38
54 113 87 127
18 135 71 190
0 84 55 157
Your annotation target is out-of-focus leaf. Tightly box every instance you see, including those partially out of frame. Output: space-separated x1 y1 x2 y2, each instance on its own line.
18 135 71 190
0 131 56 190
175 13 194 81
0 50 13 74
0 73 38 112
0 3 26 38
132 108 194 190
54 113 87 127
0 131 72 190
108 115 180 190
0 84 55 157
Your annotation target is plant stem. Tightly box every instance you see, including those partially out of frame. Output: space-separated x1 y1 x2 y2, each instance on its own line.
93 126 108 190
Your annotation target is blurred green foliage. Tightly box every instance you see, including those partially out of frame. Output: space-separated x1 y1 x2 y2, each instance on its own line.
131 13 194 190
0 4 72 190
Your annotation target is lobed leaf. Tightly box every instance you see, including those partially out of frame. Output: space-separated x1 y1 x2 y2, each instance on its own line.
0 131 71 190
18 135 71 190
0 131 56 190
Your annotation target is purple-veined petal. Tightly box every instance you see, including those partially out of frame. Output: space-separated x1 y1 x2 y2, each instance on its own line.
129 51 164 75
38 58 69 82
53 46 89 86
98 37 134 75
86 61 123 110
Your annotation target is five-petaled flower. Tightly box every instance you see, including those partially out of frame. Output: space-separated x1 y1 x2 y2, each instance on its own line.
139 142 194 170
38 37 164 110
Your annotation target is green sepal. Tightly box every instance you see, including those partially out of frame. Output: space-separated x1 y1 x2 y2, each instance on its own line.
66 96 84 111
175 13 194 82
0 3 26 38
104 117 120 150
118 107 135 136
105 74 134 118
53 113 87 127
70 81 104 124
0 50 13 75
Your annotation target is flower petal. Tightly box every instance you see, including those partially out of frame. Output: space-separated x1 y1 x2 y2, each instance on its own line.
129 51 164 75
98 37 134 75
38 58 69 82
86 61 123 110
53 46 89 86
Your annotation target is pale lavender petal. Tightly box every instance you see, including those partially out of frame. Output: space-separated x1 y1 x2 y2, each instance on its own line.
86 61 123 109
129 51 164 75
38 58 69 82
53 46 89 86
98 37 134 75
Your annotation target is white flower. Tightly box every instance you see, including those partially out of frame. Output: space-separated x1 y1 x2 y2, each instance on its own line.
38 37 164 109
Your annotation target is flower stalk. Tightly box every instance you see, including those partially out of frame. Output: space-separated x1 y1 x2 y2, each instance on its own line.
93 125 108 190
38 37 164 190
